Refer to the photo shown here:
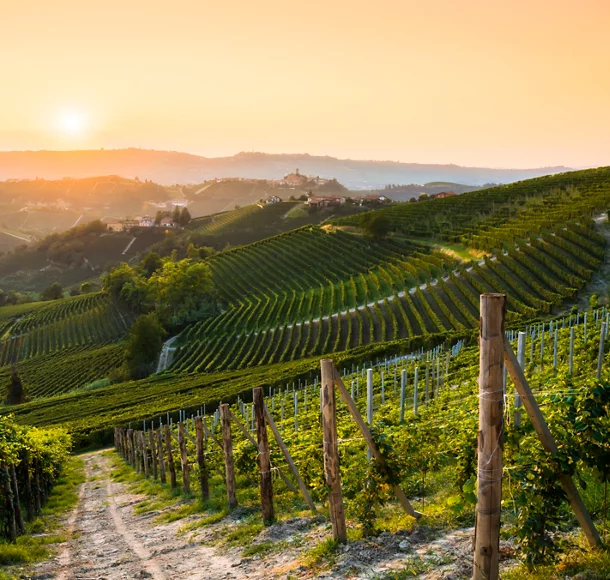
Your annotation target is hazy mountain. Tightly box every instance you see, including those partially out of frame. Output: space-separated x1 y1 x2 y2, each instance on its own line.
0 149 571 189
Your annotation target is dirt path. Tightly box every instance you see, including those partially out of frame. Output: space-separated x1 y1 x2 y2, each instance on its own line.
31 451 515 579
32 452 237 580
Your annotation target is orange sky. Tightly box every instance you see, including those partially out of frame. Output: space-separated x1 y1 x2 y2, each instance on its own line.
2 0 609 167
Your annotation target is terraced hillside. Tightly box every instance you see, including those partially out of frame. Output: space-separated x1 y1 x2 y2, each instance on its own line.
165 168 610 374
2 167 610 418
0 293 134 398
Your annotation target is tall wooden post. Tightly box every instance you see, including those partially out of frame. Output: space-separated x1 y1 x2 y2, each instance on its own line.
156 428 166 484
473 293 505 580
254 387 274 524
177 422 190 494
195 416 209 500
220 404 238 509
320 359 347 543
163 424 177 489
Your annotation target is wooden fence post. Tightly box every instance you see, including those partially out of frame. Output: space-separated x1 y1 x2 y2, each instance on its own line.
141 432 150 478
156 428 166 485
2 465 17 542
177 422 191 494
320 359 347 543
10 464 25 534
473 293 505 580
22 451 34 521
149 430 158 480
220 404 238 509
597 322 606 380
163 424 177 489
195 416 209 501
126 429 134 467
254 387 275 524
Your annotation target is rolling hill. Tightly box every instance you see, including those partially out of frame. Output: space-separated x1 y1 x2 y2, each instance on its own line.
0 149 571 189
1 167 609 449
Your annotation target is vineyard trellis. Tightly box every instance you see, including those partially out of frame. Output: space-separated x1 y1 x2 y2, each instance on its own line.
113 299 610 574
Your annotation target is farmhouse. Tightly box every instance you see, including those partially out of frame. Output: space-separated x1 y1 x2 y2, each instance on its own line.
139 216 155 227
159 216 175 227
106 222 124 232
306 195 346 209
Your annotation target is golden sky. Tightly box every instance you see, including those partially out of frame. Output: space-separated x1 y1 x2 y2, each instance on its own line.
2 0 609 167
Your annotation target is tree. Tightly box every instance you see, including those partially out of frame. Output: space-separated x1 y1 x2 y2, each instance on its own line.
124 313 166 379
0 289 5 307
102 263 138 300
4 366 27 405
360 213 390 241
172 205 181 223
155 210 164 225
179 207 192 227
41 282 63 301
80 282 94 294
149 259 216 325
418 193 429 201
140 252 163 278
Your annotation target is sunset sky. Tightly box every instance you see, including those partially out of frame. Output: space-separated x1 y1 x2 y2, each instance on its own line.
2 0 609 168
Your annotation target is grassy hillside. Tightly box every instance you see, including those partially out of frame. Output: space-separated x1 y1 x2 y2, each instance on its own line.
0 293 134 399
1 166 610 446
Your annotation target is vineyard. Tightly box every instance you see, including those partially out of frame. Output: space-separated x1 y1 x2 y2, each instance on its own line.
112 304 610 574
1 167 610 440
0 416 71 542
0 293 134 400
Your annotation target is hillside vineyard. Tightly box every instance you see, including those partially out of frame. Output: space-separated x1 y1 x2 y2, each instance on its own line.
0 166 609 447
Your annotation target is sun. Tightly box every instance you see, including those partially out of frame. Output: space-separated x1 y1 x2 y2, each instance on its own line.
58 110 87 136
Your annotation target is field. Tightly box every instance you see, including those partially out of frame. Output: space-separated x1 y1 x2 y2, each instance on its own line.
1 167 610 579
0 293 134 399
1 166 610 445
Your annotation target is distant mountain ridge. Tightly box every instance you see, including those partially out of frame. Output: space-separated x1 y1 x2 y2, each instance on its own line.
0 149 572 189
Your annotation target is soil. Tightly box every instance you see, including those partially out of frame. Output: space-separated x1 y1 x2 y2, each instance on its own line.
27 452 517 580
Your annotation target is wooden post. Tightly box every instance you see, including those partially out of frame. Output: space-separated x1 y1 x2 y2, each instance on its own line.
254 387 275 524
10 464 25 534
177 422 191 494
569 327 575 375
2 465 17 542
163 424 177 489
126 428 134 467
156 428 166 484
413 366 419 415
263 406 314 508
367 368 373 461
195 416 209 501
33 460 42 514
425 361 430 403
504 337 602 548
399 369 406 423
220 404 238 509
320 359 347 543
149 429 158 480
553 327 559 373
333 368 422 519
22 452 34 521
141 432 150 478
597 322 606 380
473 293 505 580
